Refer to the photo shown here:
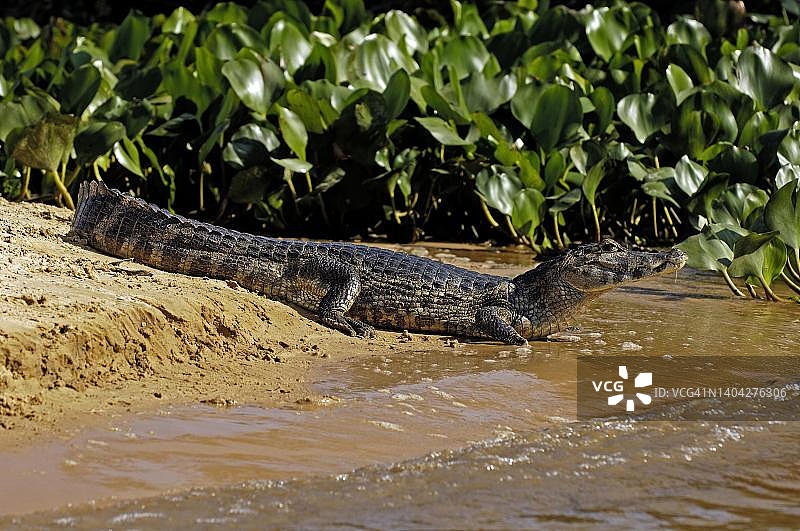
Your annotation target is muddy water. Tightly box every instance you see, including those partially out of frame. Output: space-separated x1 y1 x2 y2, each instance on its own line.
3 247 800 527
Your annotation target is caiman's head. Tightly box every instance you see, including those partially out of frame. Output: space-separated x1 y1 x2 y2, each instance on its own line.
556 238 687 292
510 238 687 339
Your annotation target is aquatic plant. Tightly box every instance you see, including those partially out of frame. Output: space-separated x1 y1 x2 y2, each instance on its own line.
0 0 798 299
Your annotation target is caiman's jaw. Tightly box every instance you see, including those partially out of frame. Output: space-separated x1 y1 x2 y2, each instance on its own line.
561 238 687 292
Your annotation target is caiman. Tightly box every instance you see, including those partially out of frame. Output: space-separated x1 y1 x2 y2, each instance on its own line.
70 181 687 345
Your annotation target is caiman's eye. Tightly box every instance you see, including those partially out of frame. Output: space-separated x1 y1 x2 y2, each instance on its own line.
601 241 617 253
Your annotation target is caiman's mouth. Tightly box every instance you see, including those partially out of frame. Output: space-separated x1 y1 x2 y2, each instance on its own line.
654 249 688 274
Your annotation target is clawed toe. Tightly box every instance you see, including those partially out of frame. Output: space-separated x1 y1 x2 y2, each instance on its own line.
320 312 375 339
347 318 375 339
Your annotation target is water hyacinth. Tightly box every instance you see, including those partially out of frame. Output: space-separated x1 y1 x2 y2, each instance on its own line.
0 0 798 299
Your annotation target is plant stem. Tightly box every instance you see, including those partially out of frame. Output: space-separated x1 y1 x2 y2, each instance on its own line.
746 283 759 298
305 171 313 194
504 215 520 241
780 271 800 296
663 204 678 238
629 196 638 226
790 249 800 282
318 196 331 226
761 276 784 302
64 165 81 187
51 169 74 210
16 166 31 201
651 196 658 240
553 215 564 250
285 170 298 201
199 170 204 211
93 161 103 181
721 269 745 297
479 199 499 227
591 203 600 241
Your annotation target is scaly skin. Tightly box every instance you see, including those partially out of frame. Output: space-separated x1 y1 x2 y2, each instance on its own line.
71 181 687 345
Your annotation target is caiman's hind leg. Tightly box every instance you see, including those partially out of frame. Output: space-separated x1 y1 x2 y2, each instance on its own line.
475 306 528 345
299 257 375 339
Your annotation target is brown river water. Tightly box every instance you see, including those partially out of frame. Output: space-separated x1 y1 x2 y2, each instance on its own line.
2 245 800 528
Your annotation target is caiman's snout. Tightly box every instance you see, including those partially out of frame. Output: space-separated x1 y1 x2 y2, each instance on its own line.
667 249 689 271
657 248 688 273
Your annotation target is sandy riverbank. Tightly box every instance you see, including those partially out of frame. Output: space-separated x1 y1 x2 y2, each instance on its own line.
0 197 451 446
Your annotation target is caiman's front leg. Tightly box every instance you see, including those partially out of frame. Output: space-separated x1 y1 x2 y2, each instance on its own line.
474 306 528 345
299 257 375 338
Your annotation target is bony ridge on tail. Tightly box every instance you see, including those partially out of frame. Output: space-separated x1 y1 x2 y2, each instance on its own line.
71 181 687 345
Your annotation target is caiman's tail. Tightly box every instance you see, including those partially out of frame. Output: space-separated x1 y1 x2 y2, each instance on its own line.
71 181 262 279
72 180 120 237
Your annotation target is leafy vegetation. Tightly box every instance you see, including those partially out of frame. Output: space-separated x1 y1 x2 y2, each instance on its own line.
1 0 799 300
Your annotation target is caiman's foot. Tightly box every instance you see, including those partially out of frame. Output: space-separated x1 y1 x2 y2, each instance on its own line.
320 311 375 339
475 306 528 345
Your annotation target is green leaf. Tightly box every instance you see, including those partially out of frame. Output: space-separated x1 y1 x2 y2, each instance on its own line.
544 151 565 190
666 44 712 84
735 44 795 110
356 34 418 91
269 20 312 75
708 144 758 183
778 127 800 166
115 66 162 100
421 85 469 124
674 155 706 196
585 6 635 62
581 159 606 207
109 10 151 62
10 114 78 172
775 164 800 188
286 89 327 134
229 166 270 203
223 123 279 169
278 106 308 161
512 84 583 152
728 232 787 287
113 136 143 177
677 233 733 272
666 17 711 56
617 93 667 144
221 53 284 115
461 73 517 113
206 2 248 24
0 95 56 142
765 180 800 250
385 10 428 54
270 157 312 172
206 23 266 60
74 121 126 166
61 64 101 116
163 6 195 33
414 117 472 146
382 69 410 120
666 64 695 105
642 180 680 207
475 166 522 215
548 188 582 213
512 189 546 236
196 119 227 166
440 36 490 80
589 87 614 134
195 47 224 92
